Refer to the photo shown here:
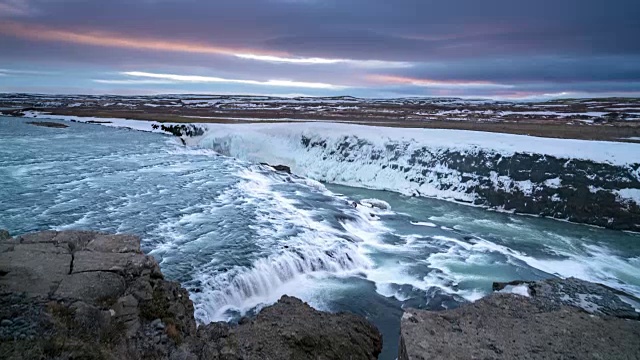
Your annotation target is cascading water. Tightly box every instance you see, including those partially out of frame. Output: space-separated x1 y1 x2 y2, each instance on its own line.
192 244 371 322
2 116 640 360
194 122 640 231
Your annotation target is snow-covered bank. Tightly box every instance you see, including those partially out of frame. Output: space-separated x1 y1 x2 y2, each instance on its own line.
195 122 640 230
19 111 167 133
7 112 640 230
195 122 640 167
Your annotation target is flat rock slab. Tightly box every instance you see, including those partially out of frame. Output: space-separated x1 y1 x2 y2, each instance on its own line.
72 250 155 276
400 293 640 360
85 234 141 253
0 243 71 297
0 230 153 301
26 121 68 128
55 271 126 301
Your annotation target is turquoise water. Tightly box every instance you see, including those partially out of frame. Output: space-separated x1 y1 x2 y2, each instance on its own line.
1 117 639 359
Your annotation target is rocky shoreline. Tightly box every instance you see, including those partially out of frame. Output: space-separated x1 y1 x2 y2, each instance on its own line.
2 230 639 359
0 230 382 359
400 278 640 360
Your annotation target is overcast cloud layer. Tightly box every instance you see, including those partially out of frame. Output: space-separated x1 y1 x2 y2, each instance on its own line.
1 0 639 98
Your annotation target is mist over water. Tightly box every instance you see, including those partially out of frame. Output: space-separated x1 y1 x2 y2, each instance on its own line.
1 117 639 359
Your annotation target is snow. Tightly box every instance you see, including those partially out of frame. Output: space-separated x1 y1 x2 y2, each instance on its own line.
544 178 562 188
499 111 607 117
183 116 318 122
20 111 166 134
615 189 640 205
18 111 640 168
410 221 437 228
16 112 640 209
589 186 604 194
500 111 559 116
190 122 640 205
498 284 530 297
359 198 391 210
198 122 640 166
515 180 535 196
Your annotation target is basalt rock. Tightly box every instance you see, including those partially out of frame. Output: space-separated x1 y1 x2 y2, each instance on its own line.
399 278 640 360
158 124 205 138
300 138 640 231
26 121 68 128
0 230 381 360
493 277 640 320
260 163 292 174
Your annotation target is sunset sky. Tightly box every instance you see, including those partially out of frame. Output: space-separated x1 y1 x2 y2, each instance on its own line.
1 0 639 99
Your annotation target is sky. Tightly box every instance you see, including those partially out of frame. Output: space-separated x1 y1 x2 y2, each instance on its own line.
1 0 640 99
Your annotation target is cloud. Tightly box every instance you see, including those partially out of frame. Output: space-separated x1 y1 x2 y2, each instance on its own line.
0 0 31 17
93 79 176 85
0 21 410 69
235 54 412 68
367 74 513 89
1 0 639 97
119 71 348 90
0 68 56 75
0 21 275 57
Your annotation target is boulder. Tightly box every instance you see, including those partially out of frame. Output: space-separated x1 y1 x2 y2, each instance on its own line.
188 296 382 360
260 163 292 174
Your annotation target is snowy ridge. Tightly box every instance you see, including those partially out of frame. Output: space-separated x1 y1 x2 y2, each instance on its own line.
197 122 640 166
196 122 640 229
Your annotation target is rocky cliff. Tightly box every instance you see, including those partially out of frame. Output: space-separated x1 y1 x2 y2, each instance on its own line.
399 277 640 360
297 138 640 232
0 230 382 360
4 230 640 360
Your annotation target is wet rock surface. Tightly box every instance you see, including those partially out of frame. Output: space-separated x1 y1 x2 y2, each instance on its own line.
0 230 382 360
260 163 292 174
494 277 640 320
302 138 640 231
25 121 68 128
400 278 640 360
182 296 382 360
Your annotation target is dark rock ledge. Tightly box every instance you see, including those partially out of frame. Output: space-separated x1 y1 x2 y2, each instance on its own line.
0 230 382 360
26 121 69 128
400 277 640 360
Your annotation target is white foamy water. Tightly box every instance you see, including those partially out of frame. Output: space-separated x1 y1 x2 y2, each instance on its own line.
2 116 640 359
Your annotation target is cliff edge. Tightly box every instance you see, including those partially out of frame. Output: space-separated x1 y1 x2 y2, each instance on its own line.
399 278 640 360
0 230 382 360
